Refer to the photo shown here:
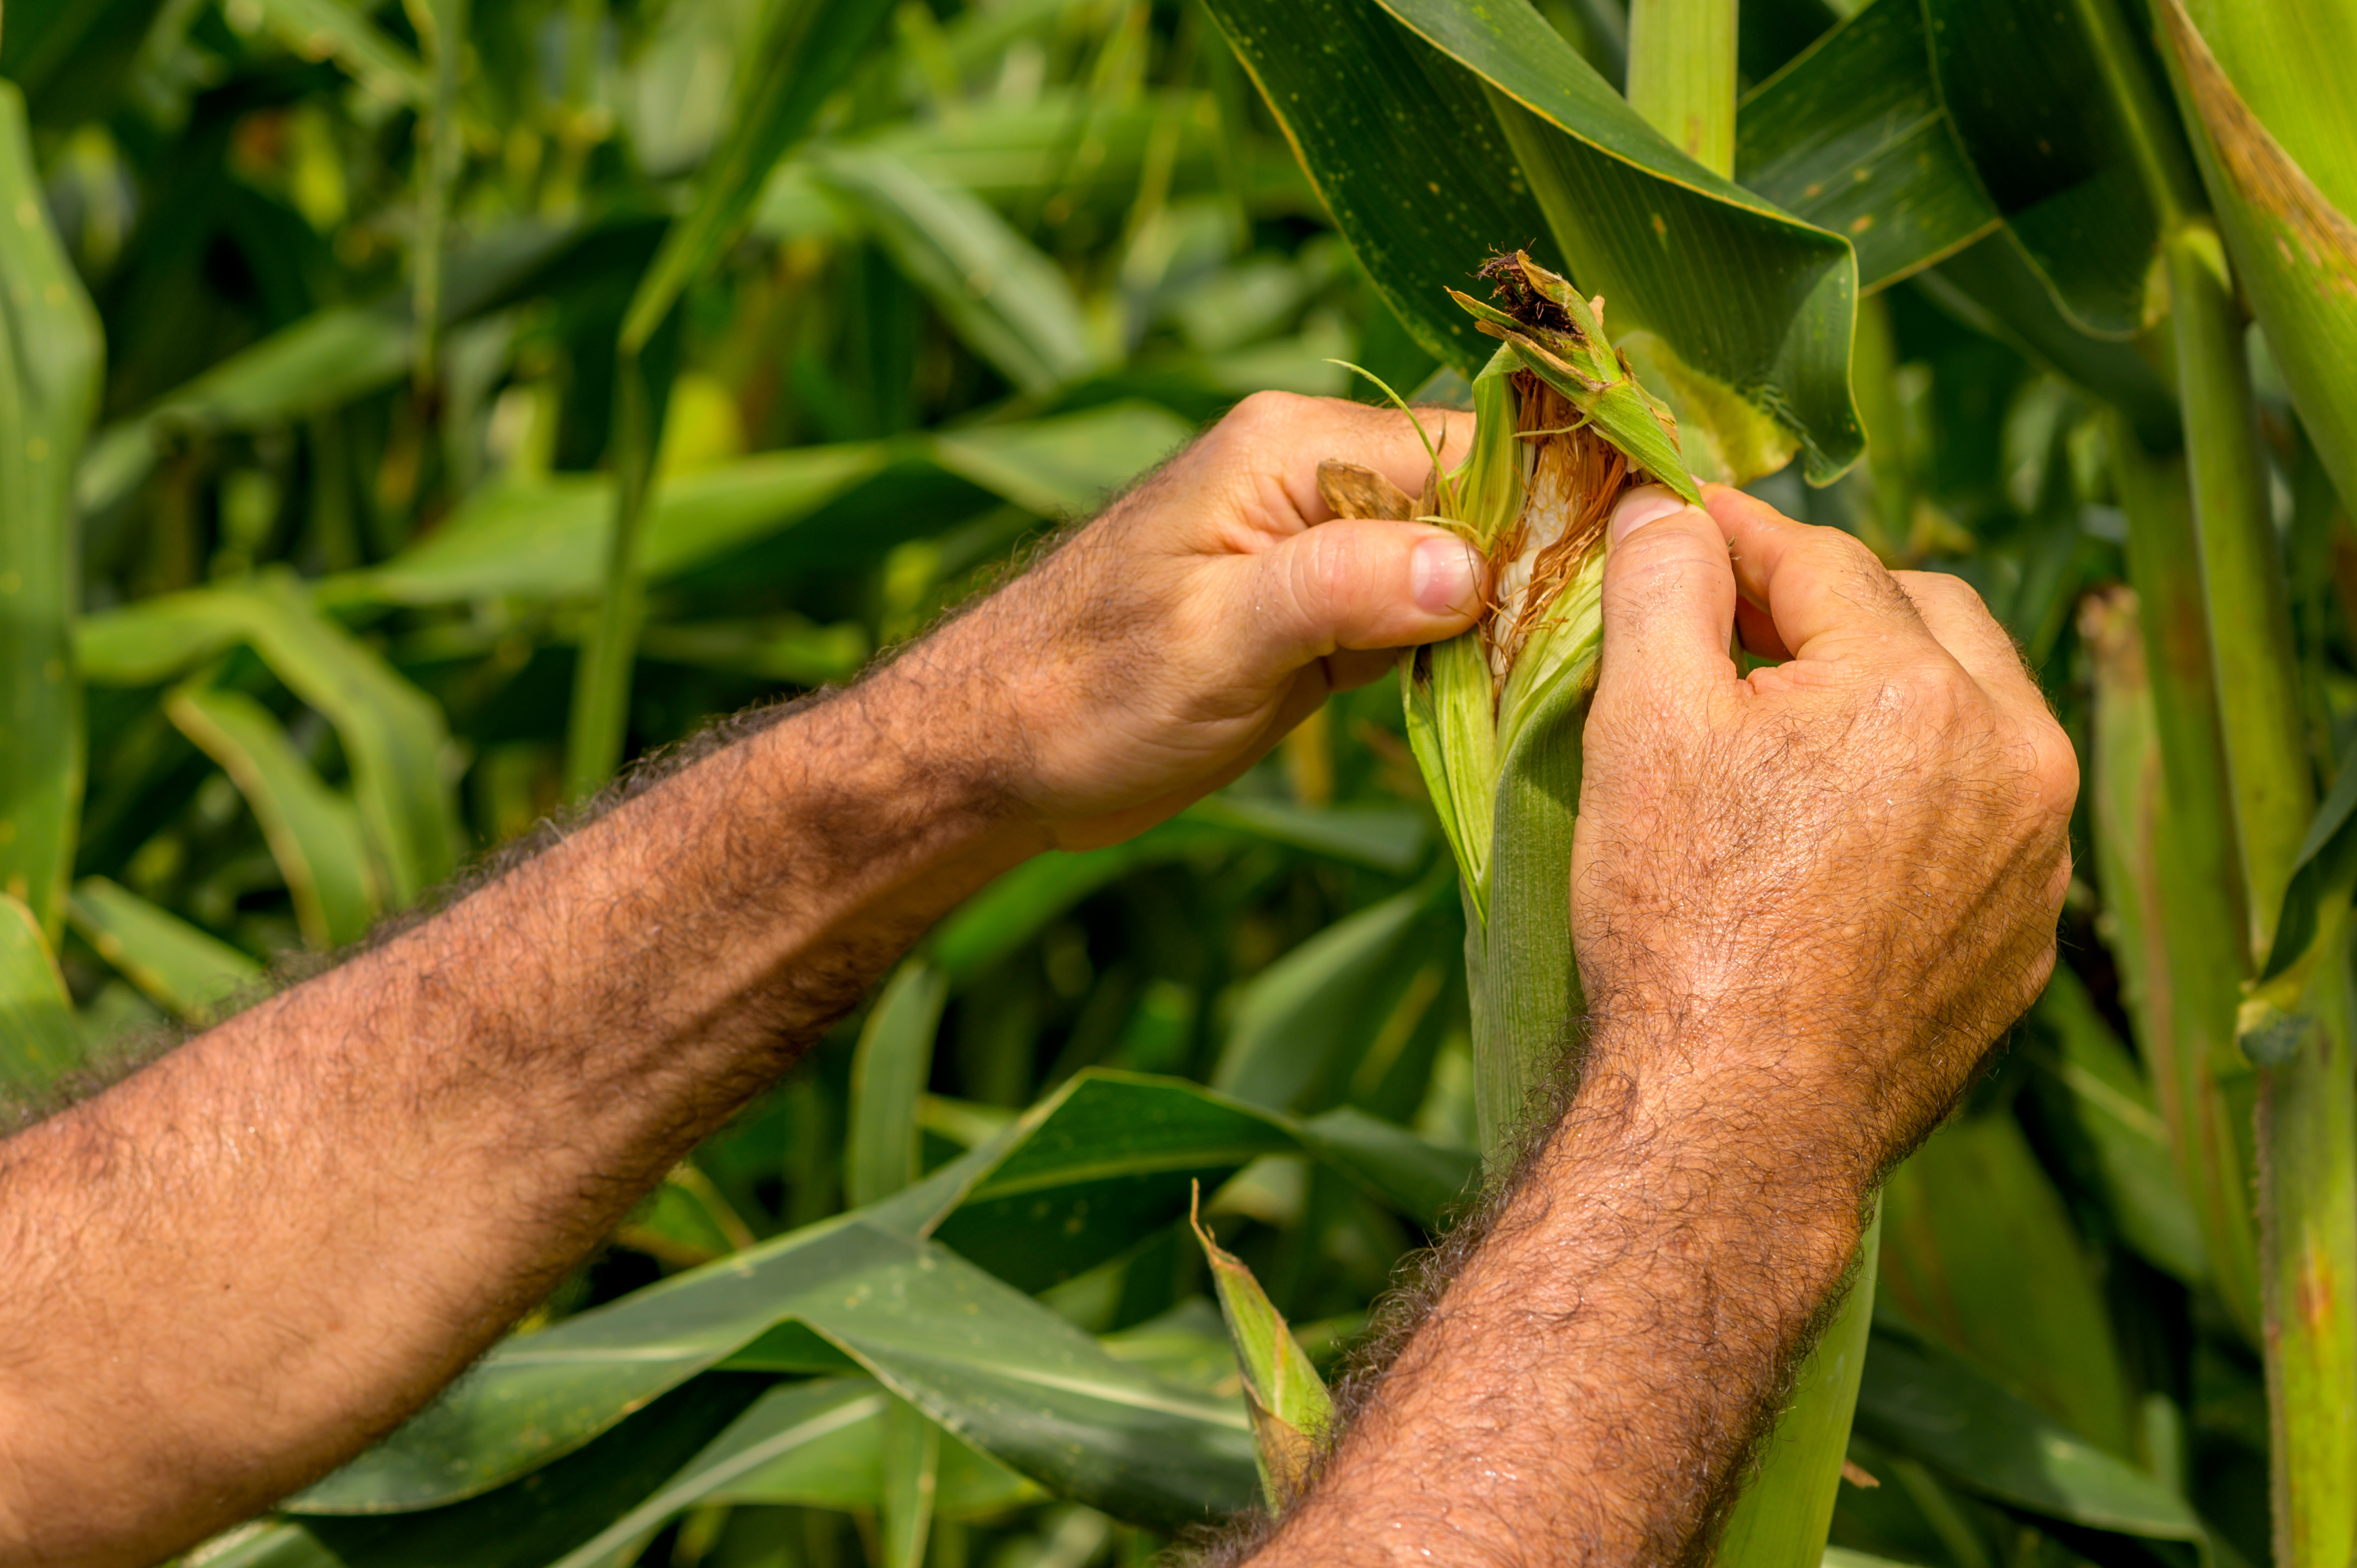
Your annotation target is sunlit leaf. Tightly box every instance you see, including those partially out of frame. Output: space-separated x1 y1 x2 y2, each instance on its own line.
0 893 80 1094
66 877 260 1023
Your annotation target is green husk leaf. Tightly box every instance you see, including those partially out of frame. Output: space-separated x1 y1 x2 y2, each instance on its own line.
1190 1185 1334 1510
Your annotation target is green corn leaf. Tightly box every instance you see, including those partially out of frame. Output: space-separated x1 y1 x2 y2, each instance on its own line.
540 1379 1041 1568
166 687 381 950
0 892 80 1094
1919 0 2168 340
927 402 1191 520
620 0 899 355
1735 0 1999 291
202 1376 772 1568
814 148 1104 396
1197 0 1555 377
291 1216 1258 1528
1211 882 1435 1114
1856 1319 2209 1547
77 573 461 906
1191 1186 1334 1510
846 959 949 1209
66 877 260 1024
295 1069 1465 1514
880 1396 943 1568
0 81 104 938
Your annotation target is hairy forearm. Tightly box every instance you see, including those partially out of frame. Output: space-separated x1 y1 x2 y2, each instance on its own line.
1258 1021 1871 1568
0 661 1035 1565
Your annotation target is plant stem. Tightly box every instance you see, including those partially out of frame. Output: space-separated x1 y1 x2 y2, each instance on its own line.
1623 0 1737 175
563 348 659 801
2108 423 2263 1344
2170 226 2307 956
2168 220 2357 1568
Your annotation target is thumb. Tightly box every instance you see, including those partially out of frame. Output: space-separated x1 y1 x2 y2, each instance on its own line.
1594 485 1737 707
1225 519 1484 670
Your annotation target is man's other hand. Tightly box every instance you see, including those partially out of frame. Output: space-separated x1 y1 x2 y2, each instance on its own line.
1575 482 2078 1172
894 392 1485 851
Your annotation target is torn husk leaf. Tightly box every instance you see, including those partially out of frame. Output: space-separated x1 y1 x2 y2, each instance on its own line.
1189 1183 1334 1511
1327 252 1683 928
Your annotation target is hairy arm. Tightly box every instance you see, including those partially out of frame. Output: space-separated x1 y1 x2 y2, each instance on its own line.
1248 484 2077 1568
0 392 1482 1568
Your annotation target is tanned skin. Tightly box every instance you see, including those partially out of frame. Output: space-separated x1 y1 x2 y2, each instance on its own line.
0 395 2073 1568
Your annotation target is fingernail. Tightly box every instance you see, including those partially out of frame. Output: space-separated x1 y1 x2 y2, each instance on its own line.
1412 536 1480 614
1611 486 1689 544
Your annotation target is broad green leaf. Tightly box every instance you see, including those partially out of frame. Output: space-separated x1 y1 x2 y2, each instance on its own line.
0 893 80 1093
846 960 949 1209
79 307 412 516
243 0 427 103
547 1380 1039 1568
1735 0 1998 291
1878 1115 2135 1460
198 1376 772 1568
1856 1320 2208 1544
295 1071 1460 1515
0 82 104 937
816 148 1104 395
2156 0 2357 561
1378 0 1862 484
1191 1192 1333 1510
1716 1205 1882 1568
345 444 891 607
1180 798 1426 874
929 402 1191 520
1291 1106 1476 1232
1199 0 1554 375
1212 883 1432 1113
167 687 380 950
620 0 899 353
1919 0 2164 340
77 573 461 905
293 1217 1257 1528
702 1382 1041 1518
66 877 260 1022
755 92 1223 226
334 402 1187 612
1920 237 2178 449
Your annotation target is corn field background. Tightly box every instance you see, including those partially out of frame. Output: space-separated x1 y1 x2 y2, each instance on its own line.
0 0 2352 1565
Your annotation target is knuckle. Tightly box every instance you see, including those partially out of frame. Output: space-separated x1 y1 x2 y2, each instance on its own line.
1226 389 1312 441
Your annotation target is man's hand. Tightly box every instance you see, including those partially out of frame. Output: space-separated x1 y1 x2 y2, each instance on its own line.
898 391 1485 849
1249 485 2075 1568
1576 482 2077 1169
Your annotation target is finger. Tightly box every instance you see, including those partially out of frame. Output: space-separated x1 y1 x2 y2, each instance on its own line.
1593 485 1740 709
1219 518 1485 673
1706 485 1943 666
1893 571 2045 710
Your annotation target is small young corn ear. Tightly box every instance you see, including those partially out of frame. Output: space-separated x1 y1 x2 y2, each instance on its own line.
1190 1184 1334 1511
